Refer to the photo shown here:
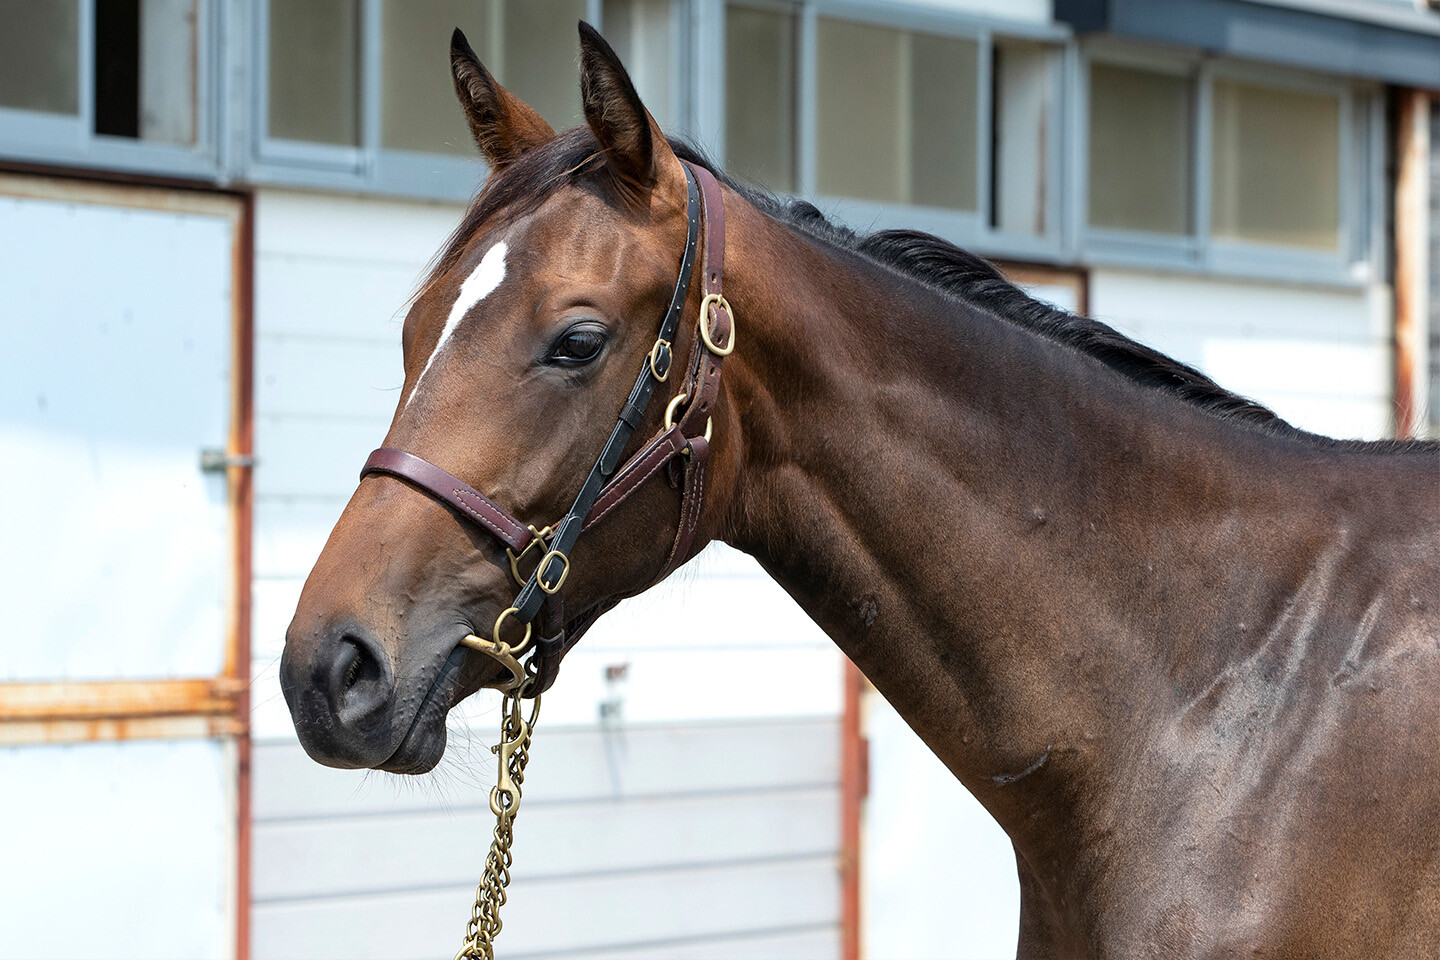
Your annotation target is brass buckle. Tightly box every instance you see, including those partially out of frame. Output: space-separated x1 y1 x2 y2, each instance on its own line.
536 549 570 594
664 392 712 451
649 338 673 381
698 293 735 356
505 525 552 587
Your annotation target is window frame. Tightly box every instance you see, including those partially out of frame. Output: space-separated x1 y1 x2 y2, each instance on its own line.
1076 37 1383 287
715 0 1070 263
0 0 223 181
248 0 691 203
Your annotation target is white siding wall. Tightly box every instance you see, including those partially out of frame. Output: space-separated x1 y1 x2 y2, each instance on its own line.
249 189 845 959
1090 270 1393 440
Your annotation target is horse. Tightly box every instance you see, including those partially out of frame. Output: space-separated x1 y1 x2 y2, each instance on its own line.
280 22 1440 958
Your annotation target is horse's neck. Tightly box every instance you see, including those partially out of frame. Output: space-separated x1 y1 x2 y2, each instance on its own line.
714 206 1337 871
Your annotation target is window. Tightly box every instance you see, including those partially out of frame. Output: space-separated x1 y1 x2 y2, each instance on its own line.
725 4 797 192
814 17 977 210
377 0 587 157
95 0 199 144
1087 62 1192 236
1210 78 1340 250
268 0 361 147
255 0 677 199
603 0 678 131
0 0 80 116
992 38 1054 236
720 3 1064 257
1082 48 1373 279
0 0 212 177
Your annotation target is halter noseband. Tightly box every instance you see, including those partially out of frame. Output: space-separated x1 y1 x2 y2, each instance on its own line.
360 160 734 698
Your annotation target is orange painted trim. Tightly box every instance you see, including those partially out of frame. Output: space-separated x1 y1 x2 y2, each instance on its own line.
232 190 256 960
1393 89 1430 439
0 677 244 721
841 659 868 960
0 714 245 746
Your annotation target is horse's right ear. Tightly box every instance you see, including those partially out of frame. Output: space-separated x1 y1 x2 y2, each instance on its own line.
450 28 555 170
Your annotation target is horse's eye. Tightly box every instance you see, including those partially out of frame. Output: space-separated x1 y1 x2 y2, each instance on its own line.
548 326 607 366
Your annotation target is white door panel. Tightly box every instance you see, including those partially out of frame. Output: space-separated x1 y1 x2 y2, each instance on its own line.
0 738 235 960
0 194 233 682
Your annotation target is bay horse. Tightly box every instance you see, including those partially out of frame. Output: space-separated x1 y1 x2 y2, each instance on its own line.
281 22 1440 958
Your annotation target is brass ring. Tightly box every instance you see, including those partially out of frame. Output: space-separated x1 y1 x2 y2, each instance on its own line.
664 392 689 431
682 417 713 456
491 606 532 652
698 294 735 356
537 549 570 594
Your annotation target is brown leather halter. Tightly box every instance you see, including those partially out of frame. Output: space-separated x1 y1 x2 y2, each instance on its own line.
359 160 733 698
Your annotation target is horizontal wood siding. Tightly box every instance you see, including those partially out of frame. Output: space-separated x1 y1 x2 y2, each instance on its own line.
253 720 840 959
250 188 844 959
1089 269 1391 439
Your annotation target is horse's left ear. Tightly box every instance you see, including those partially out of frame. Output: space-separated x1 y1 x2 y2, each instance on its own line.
578 21 682 207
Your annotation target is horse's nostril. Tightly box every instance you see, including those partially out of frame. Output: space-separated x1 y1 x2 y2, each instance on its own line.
331 632 391 727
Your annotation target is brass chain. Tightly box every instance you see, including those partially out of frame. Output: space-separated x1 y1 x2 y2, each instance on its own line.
454 686 541 960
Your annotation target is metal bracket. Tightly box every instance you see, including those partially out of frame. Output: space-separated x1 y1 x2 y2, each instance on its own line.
199 449 257 472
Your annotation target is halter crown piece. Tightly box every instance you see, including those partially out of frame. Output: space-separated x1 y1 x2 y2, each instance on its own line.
359 160 734 698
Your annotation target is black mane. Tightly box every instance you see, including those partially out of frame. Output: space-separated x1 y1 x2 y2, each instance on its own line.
429 129 1436 452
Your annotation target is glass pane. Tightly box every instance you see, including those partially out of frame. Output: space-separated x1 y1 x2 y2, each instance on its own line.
1088 62 1192 235
94 0 197 143
268 0 361 146
501 0 586 132
381 0 492 155
0 0 79 115
992 39 1052 235
816 18 976 210
602 0 675 131
911 33 977 210
725 5 796 193
1210 78 1340 250
817 19 904 203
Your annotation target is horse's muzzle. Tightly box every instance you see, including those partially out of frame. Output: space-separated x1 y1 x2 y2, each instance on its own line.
279 619 400 769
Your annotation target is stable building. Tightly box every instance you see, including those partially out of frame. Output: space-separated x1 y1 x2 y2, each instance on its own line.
1 2 1435 958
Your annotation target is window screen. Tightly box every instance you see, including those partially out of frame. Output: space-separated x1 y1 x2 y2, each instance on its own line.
381 0 487 155
725 5 797 193
268 0 361 146
380 0 584 156
1210 78 1341 250
1087 62 1192 235
815 18 977 210
0 0 80 116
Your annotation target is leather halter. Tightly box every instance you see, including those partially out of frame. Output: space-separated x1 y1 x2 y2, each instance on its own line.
360 160 734 698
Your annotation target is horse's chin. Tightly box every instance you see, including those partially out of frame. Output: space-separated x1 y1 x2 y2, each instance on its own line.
376 719 449 774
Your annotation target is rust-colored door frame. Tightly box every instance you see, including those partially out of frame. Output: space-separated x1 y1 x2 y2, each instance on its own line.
0 169 254 960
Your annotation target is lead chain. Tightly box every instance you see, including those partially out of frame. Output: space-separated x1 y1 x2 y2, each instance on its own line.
455 687 540 960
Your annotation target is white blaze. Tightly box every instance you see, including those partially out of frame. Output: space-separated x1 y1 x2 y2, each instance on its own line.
406 240 508 407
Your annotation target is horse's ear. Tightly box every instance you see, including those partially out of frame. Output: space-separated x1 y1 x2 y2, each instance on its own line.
578 21 681 207
450 28 555 169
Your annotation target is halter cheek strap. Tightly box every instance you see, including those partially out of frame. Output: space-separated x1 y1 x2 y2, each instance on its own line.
360 160 731 697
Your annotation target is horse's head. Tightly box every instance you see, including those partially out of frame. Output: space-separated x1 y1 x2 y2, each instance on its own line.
281 24 736 773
